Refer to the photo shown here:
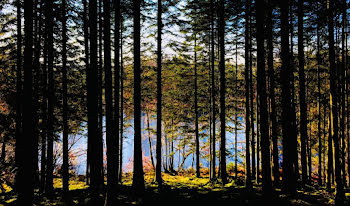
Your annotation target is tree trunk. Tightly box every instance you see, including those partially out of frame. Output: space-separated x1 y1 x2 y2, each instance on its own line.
82 0 90 185
218 0 227 185
45 0 54 195
17 0 34 204
156 0 163 184
210 0 216 180
244 0 251 189
194 32 200 178
113 0 121 185
280 0 297 194
298 0 308 187
104 0 118 203
62 0 69 195
256 0 272 195
328 0 345 203
119 17 124 183
132 0 145 195
267 0 279 186
88 0 104 203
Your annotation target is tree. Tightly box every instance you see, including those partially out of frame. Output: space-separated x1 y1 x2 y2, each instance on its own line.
114 0 121 185
210 0 216 181
328 0 344 203
256 0 272 195
218 0 227 184
280 0 296 193
156 0 163 184
267 0 279 186
88 0 104 202
298 0 308 187
46 0 55 195
244 0 251 189
132 0 145 195
105 0 118 203
17 0 34 204
62 0 69 196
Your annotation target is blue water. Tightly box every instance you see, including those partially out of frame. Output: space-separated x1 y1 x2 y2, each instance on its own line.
67 115 248 175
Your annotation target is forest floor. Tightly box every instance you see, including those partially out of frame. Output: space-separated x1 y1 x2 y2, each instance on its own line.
0 172 344 205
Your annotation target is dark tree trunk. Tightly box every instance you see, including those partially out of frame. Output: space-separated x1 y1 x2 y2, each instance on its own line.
15 0 23 176
340 0 347 187
327 100 334 190
156 0 163 184
119 18 124 182
62 0 69 195
45 0 54 195
88 0 104 203
328 0 345 203
280 0 297 194
97 0 103 180
210 0 216 180
17 0 34 204
104 0 118 203
218 0 227 184
146 114 155 170
256 0 272 195
33 0 43 190
132 0 145 195
244 0 251 189
113 0 121 185
298 0 308 187
316 13 322 185
40 20 48 192
194 33 200 178
267 0 279 186
82 0 90 185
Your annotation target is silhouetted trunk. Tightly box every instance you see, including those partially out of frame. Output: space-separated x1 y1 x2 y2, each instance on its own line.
17 0 34 204
32 0 43 190
340 0 347 187
210 0 216 180
62 0 69 195
298 0 307 187
119 18 124 182
45 0 54 195
104 0 118 203
88 0 103 203
15 0 23 176
280 0 296 194
194 32 200 178
327 99 334 190
156 0 163 184
316 13 322 185
83 0 90 185
256 0 272 195
113 0 121 185
328 0 345 203
40 21 48 192
97 0 103 180
146 114 155 170
244 0 251 189
132 0 145 195
218 0 227 184
267 0 279 186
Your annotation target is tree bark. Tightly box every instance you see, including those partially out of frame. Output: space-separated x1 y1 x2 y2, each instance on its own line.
156 0 163 184
132 0 145 195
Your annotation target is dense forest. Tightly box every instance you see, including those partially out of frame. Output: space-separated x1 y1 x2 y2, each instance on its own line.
0 0 350 205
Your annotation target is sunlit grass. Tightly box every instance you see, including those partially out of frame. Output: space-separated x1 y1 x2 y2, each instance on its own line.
53 178 88 191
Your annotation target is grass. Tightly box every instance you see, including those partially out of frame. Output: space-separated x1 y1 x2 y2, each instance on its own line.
0 172 344 205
